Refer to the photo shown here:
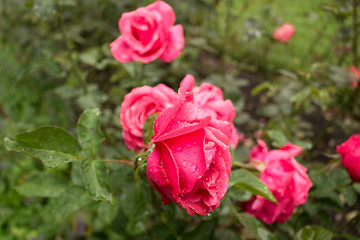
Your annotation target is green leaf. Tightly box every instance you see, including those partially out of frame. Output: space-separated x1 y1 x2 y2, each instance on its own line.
331 168 351 187
229 169 277 203
341 186 357 206
33 0 56 19
81 158 114 204
294 225 333 240
251 82 273 96
142 112 159 145
43 186 91 224
183 219 217 240
290 88 310 103
77 108 105 157
266 129 288 147
15 172 68 198
353 183 360 194
15 126 80 154
4 126 82 168
234 213 275 240
97 198 120 225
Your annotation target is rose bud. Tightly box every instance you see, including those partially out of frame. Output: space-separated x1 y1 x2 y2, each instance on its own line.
273 23 295 43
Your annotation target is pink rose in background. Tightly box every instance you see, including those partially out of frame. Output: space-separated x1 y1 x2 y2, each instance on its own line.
147 87 232 216
110 1 184 63
273 23 295 43
349 65 360 87
337 134 360 182
180 74 240 148
120 84 177 151
243 140 312 224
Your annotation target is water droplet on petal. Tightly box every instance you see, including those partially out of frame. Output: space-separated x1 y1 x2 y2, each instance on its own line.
176 146 182 152
218 150 223 156
182 161 187 167
186 143 191 148
190 165 197 173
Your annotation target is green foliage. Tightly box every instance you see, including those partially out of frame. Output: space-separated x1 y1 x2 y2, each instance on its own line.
15 171 68 198
81 157 114 204
234 213 276 240
77 108 105 157
4 126 82 168
229 169 277 203
294 225 333 240
142 112 159 145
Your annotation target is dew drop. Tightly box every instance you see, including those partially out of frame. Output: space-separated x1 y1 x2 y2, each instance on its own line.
207 212 212 217
217 150 223 156
190 165 197 173
182 161 187 168
186 143 191 148
176 146 182 152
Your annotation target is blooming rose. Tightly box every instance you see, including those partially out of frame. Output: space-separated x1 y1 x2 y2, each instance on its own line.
337 134 360 182
120 84 177 151
147 87 232 215
349 65 360 87
110 1 184 63
243 140 312 224
180 74 240 148
273 23 295 43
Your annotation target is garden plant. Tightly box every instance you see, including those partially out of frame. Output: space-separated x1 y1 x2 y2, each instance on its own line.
1 0 360 240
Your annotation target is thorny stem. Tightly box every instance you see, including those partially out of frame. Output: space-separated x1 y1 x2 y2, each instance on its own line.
232 161 257 170
102 159 134 167
57 8 88 94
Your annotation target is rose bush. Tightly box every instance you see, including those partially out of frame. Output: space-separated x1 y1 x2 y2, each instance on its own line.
146 87 232 216
180 74 239 148
243 140 312 224
120 84 177 151
337 134 360 182
273 23 295 43
110 1 184 63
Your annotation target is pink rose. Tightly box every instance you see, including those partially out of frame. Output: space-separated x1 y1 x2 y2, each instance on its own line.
180 74 240 148
120 84 177 151
146 87 232 216
349 65 360 87
110 1 184 63
243 140 312 224
273 23 295 43
337 134 360 182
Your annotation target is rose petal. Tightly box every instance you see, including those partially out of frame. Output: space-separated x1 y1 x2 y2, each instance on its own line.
160 25 184 62
146 1 176 29
110 36 133 63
